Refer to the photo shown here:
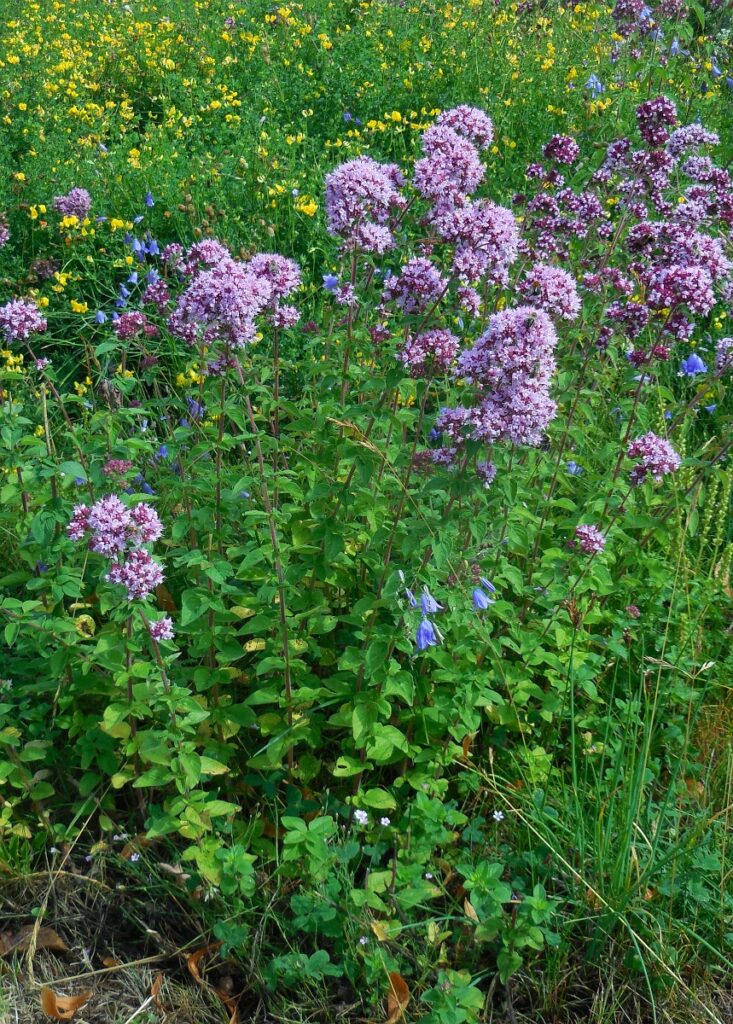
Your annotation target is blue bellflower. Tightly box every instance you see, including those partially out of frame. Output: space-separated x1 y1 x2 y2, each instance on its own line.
416 618 438 651
420 588 443 615
322 273 339 292
680 353 707 376
472 588 494 611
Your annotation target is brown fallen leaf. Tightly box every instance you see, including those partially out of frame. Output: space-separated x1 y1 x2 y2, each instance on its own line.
0 926 68 957
151 972 166 1012
385 972 410 1024
40 986 92 1020
100 955 122 968
186 942 222 985
186 943 238 1023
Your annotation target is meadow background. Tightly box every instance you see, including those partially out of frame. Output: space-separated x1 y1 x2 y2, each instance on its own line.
0 1 732 1022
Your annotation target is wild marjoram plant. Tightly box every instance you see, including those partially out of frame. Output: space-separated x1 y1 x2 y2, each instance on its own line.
1 99 732 1020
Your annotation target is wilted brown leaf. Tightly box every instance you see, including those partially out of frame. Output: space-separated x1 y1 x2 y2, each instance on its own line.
186 944 237 1022
40 986 92 1020
100 955 122 968
0 926 68 957
385 972 410 1024
186 942 222 985
460 734 474 761
463 898 479 923
151 972 166 1011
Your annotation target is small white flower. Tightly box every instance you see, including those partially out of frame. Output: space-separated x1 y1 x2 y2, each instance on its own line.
379 816 391 827
424 872 434 880
354 809 369 826
130 852 141 862
493 809 505 822
359 935 369 946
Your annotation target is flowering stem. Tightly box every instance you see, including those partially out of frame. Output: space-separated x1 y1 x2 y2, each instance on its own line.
25 343 94 499
237 369 294 774
215 375 226 546
40 384 59 503
16 468 29 515
339 251 358 406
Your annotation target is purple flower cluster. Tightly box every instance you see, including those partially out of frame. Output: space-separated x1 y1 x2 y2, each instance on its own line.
575 524 606 554
0 221 9 249
518 263 581 320
543 134 580 166
168 239 299 351
115 311 158 340
434 106 494 150
627 432 681 485
53 187 92 219
103 459 134 477
438 307 558 449
148 617 175 641
0 300 48 343
324 156 406 253
636 97 678 148
398 329 459 377
715 337 733 374
106 550 165 602
414 124 486 200
381 257 447 314
68 495 164 601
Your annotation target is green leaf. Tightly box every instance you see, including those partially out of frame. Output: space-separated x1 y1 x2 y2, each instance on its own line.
361 788 396 810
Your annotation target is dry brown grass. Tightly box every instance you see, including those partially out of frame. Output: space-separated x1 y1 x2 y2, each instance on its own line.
0 871 236 1024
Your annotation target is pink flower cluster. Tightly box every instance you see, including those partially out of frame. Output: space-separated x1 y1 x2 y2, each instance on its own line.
715 337 733 374
575 524 606 554
325 156 406 253
0 300 48 343
398 329 459 377
627 432 681 485
148 617 175 641
0 221 9 249
168 240 300 350
67 495 164 601
438 307 559 449
382 258 447 315
518 263 581 321
53 187 92 219
543 135 580 166
102 459 134 477
115 311 159 340
636 97 678 148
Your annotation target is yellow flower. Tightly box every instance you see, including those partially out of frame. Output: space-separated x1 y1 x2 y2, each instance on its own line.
70 299 88 313
295 196 317 216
